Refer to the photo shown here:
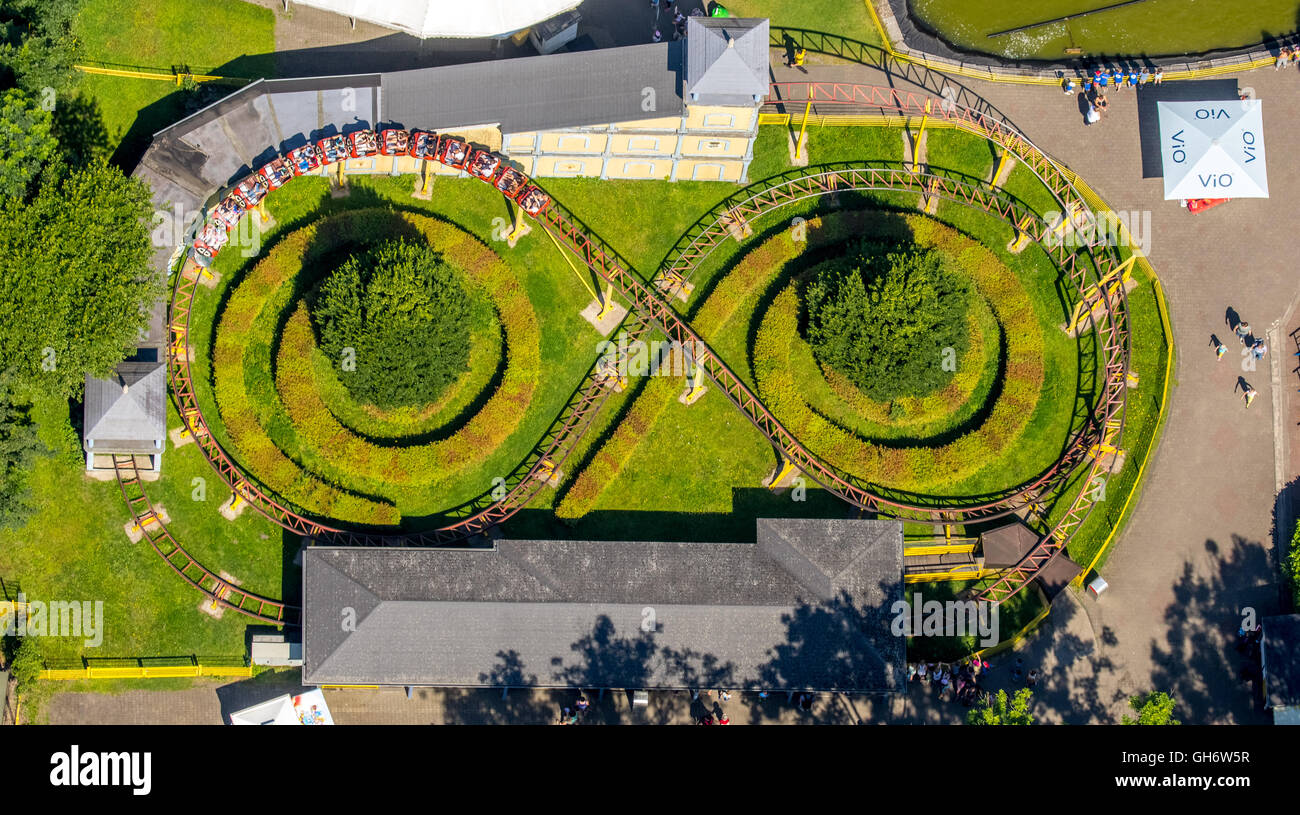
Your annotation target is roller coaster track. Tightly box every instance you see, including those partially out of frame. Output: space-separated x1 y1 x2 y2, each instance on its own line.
166 265 655 547
145 81 1136 605
537 167 1129 597
110 454 294 625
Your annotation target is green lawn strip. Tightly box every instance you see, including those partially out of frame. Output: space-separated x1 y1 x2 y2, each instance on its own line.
726 0 883 46
924 128 997 180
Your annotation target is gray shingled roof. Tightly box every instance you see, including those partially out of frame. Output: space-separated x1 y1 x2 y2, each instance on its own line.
381 41 683 134
1262 614 1300 708
685 17 769 106
83 361 166 447
303 518 904 691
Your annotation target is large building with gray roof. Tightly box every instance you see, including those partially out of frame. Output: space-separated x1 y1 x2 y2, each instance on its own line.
302 517 905 692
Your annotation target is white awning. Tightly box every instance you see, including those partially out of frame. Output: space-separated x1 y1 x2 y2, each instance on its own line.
292 0 582 39
229 691 335 725
1158 99 1268 200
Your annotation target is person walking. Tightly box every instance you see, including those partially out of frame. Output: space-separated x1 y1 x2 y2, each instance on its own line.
652 27 662 43
793 46 807 72
1252 339 1268 360
1236 320 1252 343
1243 385 1258 408
1215 339 1228 360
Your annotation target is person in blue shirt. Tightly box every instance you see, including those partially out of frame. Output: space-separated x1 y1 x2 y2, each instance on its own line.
1110 68 1124 89
1096 72 1109 88
1128 70 1139 87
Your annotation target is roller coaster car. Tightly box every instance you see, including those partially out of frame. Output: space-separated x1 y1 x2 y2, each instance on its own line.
214 192 247 229
348 129 379 158
287 144 323 175
496 167 528 199
517 185 551 216
258 157 294 189
439 137 469 169
193 220 229 261
234 174 269 207
467 149 502 180
409 130 439 160
316 134 348 165
379 128 410 156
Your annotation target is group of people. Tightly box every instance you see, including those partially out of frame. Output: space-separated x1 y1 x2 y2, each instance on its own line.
1064 64 1165 126
1276 45 1300 69
1215 313 1268 407
558 693 591 725
650 0 701 43
908 657 995 706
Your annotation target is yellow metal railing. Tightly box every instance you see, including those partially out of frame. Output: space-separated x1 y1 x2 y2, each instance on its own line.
40 664 252 681
74 63 237 86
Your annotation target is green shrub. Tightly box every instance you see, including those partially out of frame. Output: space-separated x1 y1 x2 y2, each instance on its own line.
805 241 972 401
313 239 480 409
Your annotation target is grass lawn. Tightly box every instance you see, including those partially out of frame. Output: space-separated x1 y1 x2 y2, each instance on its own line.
725 0 883 46
74 0 276 166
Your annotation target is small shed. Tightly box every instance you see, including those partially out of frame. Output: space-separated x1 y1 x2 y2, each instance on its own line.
83 360 166 479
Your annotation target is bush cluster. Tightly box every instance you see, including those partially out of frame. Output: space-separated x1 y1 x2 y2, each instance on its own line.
313 239 477 409
805 241 972 402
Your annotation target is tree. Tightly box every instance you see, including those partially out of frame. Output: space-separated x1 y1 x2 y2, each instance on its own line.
805 241 971 401
0 88 56 200
0 370 45 529
966 687 1035 725
1122 691 1180 725
313 240 480 408
0 0 84 96
0 160 159 397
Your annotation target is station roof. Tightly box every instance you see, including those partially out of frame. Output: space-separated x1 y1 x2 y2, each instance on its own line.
685 17 770 107
302 518 905 691
381 41 683 134
83 361 166 449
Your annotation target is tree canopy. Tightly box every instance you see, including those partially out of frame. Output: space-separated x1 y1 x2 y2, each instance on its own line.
0 161 159 397
312 240 480 409
0 88 56 200
966 687 1035 725
1122 691 1180 725
805 241 972 402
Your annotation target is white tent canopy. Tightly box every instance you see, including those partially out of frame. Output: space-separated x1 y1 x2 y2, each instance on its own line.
1158 99 1268 200
292 0 582 39
229 691 335 725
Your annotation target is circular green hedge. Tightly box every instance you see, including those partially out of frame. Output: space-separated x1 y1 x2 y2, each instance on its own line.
744 212 1065 494
211 209 540 526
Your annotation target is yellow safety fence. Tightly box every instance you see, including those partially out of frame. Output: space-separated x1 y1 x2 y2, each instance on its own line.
74 63 238 86
862 0 1277 86
40 664 253 681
